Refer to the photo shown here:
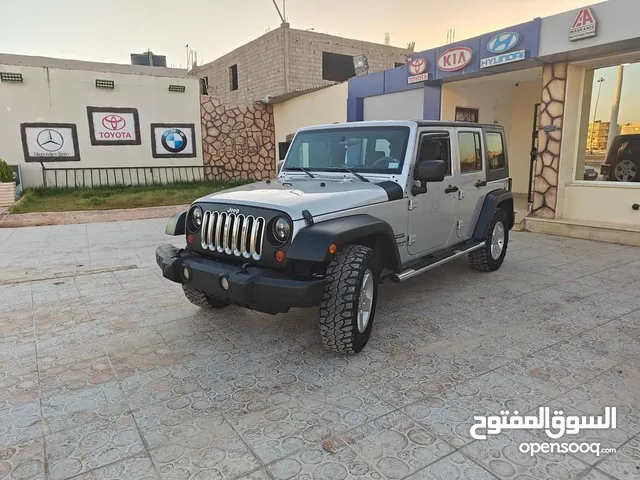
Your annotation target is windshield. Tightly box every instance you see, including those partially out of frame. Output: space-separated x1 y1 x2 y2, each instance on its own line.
283 126 410 174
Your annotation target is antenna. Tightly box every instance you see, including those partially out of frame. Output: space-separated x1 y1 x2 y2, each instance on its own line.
271 0 286 23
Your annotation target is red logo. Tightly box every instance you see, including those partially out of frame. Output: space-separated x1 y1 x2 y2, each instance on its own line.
101 114 126 131
571 8 595 28
437 47 473 72
408 58 427 76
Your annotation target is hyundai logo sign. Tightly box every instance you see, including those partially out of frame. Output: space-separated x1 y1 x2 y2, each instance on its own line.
487 32 520 54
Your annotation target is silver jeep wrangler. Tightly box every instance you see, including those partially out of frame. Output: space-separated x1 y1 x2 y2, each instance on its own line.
156 121 514 353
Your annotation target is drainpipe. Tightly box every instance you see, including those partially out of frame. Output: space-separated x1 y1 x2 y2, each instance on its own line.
606 65 624 153
282 22 290 94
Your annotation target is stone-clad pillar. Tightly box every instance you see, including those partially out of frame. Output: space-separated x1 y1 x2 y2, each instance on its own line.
532 62 567 218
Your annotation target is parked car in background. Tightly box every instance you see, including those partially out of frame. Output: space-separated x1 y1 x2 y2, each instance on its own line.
600 134 640 182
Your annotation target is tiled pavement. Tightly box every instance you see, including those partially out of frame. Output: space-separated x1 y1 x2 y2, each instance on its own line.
1 219 640 480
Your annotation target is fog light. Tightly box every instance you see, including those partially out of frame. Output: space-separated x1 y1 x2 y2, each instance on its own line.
182 267 190 281
220 276 229 291
274 250 285 263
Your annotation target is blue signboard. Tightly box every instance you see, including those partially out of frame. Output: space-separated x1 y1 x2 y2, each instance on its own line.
479 19 541 70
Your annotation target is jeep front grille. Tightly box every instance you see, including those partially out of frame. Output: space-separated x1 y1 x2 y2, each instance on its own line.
200 210 266 260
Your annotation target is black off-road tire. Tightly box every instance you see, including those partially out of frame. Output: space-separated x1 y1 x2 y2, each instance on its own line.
182 285 228 309
469 208 509 272
319 245 379 354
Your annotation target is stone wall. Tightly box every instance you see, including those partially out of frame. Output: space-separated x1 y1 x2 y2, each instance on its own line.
532 62 567 218
200 96 275 181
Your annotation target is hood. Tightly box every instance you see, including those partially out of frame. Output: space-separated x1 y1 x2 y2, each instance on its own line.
196 177 399 220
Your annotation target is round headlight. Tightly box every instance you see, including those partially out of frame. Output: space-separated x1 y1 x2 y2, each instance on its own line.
273 217 291 242
191 206 203 229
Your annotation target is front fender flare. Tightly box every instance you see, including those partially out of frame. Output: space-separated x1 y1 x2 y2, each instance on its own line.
165 210 187 236
287 214 402 272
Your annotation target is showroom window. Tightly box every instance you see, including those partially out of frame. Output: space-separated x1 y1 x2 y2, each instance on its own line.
576 59 640 183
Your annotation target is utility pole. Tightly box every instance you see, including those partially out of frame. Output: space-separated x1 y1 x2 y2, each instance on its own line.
606 65 625 154
591 77 605 152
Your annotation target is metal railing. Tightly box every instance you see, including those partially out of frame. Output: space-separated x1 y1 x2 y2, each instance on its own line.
41 164 206 188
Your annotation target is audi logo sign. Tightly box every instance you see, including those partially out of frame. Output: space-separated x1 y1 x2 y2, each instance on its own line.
87 107 141 146
437 47 473 72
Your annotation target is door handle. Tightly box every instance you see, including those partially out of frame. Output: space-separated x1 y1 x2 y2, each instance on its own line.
475 180 487 188
445 185 459 193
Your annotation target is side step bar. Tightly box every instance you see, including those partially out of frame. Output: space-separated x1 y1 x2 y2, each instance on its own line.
390 242 484 283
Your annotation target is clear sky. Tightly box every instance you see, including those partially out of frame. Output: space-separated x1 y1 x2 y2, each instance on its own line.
2 0 604 66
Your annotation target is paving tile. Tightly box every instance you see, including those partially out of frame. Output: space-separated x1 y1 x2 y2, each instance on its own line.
45 413 145 480
268 439 379 479
39 352 116 396
120 365 200 410
597 436 640 480
405 452 498 479
41 381 128 435
462 429 590 479
0 439 46 480
108 343 193 377
339 411 453 480
133 390 225 449
0 355 40 407
150 427 260 480
0 401 42 445
72 454 159 479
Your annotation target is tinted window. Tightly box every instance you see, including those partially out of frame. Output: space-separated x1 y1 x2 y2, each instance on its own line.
486 132 505 170
285 127 410 174
457 132 483 173
419 134 451 175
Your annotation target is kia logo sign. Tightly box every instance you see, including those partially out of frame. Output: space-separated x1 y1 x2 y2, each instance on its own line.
408 58 427 75
487 32 520 54
437 47 473 72
101 115 126 131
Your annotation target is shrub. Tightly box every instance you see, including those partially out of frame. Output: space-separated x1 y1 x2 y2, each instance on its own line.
0 159 12 183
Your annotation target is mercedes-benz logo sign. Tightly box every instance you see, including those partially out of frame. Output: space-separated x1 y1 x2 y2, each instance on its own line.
101 114 126 131
37 129 64 152
161 128 188 153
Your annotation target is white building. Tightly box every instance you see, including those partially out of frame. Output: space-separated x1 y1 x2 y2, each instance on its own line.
0 54 203 188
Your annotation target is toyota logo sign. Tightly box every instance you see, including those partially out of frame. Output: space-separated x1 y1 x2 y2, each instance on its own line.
101 115 126 131
408 58 427 75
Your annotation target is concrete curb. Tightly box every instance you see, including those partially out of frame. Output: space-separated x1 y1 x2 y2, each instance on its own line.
0 204 188 228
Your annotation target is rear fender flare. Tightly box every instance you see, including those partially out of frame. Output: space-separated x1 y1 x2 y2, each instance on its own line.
472 189 514 240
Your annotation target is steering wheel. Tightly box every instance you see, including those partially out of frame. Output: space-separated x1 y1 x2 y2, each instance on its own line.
371 156 396 168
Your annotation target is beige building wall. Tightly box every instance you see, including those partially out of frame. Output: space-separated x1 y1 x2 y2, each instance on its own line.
0 55 202 187
273 83 348 148
197 25 410 106
441 72 541 195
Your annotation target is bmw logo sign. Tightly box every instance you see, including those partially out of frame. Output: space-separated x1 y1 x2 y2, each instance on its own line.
487 32 520 54
161 128 187 153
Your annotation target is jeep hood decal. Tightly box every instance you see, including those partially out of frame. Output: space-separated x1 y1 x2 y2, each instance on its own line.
196 179 402 220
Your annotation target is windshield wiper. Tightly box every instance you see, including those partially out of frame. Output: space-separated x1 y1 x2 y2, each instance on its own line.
283 166 315 178
325 166 370 183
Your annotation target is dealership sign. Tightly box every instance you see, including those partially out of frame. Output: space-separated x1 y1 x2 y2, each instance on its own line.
20 123 81 162
87 107 141 146
151 123 197 158
481 31 525 69
569 8 597 41
437 47 473 72
407 57 429 84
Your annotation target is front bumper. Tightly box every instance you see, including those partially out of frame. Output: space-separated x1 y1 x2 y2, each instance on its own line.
155 244 326 314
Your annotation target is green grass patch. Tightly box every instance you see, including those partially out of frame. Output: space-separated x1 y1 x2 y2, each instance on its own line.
10 180 251 214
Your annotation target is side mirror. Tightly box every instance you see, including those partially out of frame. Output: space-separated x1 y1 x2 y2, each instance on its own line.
414 160 446 183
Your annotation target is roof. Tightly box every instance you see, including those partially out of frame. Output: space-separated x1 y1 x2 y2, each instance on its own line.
265 82 342 104
0 53 191 79
297 120 505 131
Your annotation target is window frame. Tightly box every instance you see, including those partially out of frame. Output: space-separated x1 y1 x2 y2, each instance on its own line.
456 130 484 175
417 131 453 176
229 65 238 91
484 129 509 182
455 107 480 123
